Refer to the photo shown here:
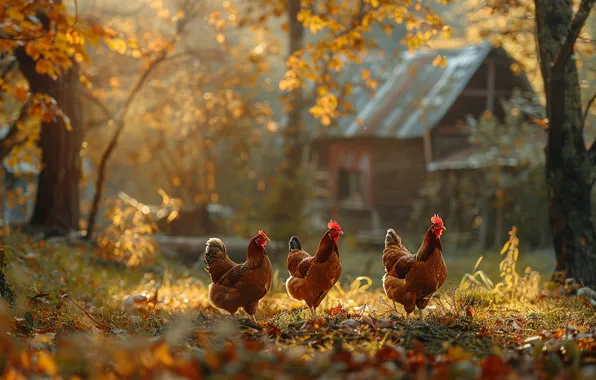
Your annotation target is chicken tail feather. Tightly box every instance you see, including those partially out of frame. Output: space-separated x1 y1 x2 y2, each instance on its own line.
204 238 227 265
204 238 236 284
385 229 402 248
289 236 302 251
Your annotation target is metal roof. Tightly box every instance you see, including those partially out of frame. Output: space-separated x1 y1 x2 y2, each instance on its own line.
332 41 494 139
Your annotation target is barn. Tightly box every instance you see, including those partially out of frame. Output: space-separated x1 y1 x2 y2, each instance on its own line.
306 41 542 244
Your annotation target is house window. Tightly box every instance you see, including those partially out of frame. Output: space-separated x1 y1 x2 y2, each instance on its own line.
337 168 363 202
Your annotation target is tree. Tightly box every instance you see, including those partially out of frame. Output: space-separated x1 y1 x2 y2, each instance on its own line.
535 0 596 286
467 0 596 286
0 0 94 234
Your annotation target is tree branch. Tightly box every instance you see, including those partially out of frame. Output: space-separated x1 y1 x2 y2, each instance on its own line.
583 90 596 128
81 91 115 120
84 0 198 239
84 53 168 239
0 104 28 161
552 0 596 77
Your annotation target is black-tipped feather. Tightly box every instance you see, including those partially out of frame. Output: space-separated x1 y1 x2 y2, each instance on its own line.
289 236 302 251
385 229 402 248
204 238 227 265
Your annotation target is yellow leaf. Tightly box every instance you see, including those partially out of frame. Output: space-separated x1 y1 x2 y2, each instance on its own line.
361 68 371 80
113 350 135 376
35 351 57 376
366 78 378 89
7 7 25 21
432 55 447 68
216 34 226 44
446 346 473 361
106 38 127 55
154 343 174 366
500 241 510 255
79 75 92 89
5 368 27 380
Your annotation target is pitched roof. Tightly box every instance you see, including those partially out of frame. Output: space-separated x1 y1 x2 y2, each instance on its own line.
330 41 495 139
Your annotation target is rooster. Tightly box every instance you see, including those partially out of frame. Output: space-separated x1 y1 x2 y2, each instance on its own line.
285 220 344 319
204 230 272 321
382 214 447 320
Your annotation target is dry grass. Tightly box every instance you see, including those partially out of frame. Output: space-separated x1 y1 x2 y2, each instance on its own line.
1 229 595 379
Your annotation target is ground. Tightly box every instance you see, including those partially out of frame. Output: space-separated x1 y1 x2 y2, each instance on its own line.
0 233 595 379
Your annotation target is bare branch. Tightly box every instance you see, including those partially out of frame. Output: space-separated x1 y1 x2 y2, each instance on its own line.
85 0 200 239
583 90 596 128
552 0 596 77
0 60 16 81
0 104 28 161
81 91 115 120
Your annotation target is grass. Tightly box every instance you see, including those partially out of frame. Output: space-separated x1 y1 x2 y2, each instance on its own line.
0 230 595 379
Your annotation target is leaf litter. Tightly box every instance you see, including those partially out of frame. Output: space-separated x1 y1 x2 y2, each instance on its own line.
0 237 596 379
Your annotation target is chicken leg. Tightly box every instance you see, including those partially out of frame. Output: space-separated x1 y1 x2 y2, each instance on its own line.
310 307 317 319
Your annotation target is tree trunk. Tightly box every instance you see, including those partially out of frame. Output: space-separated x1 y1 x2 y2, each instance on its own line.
285 0 305 176
535 0 596 287
269 0 307 237
15 49 83 235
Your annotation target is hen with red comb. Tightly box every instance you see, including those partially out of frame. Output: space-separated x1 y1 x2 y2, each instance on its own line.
204 230 272 321
286 220 344 319
382 214 447 322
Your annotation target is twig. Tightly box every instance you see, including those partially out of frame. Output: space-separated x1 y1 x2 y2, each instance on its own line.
57 294 104 328
582 90 596 128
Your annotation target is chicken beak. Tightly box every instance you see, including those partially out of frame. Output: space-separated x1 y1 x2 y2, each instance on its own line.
339 231 344 235
266 236 271 241
442 226 447 231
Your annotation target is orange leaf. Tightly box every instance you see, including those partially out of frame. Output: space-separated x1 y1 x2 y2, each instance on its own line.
35 59 52 75
34 351 57 376
13 87 29 102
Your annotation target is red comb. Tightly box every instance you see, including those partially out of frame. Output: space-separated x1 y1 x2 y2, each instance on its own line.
258 230 268 239
327 220 342 231
430 214 444 226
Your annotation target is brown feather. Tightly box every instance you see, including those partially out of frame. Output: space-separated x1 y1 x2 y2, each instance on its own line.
381 225 447 313
205 234 273 316
285 230 343 309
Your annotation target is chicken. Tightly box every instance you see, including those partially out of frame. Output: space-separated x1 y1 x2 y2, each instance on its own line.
286 220 343 319
204 230 272 321
382 214 447 320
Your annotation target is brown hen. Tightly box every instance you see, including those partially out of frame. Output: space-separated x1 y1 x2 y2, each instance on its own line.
204 230 272 321
286 220 343 319
382 214 447 319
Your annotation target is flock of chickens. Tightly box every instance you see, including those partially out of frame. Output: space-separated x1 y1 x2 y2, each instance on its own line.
204 215 447 321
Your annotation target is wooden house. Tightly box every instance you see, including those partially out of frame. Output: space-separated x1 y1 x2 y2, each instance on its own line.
307 42 542 241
